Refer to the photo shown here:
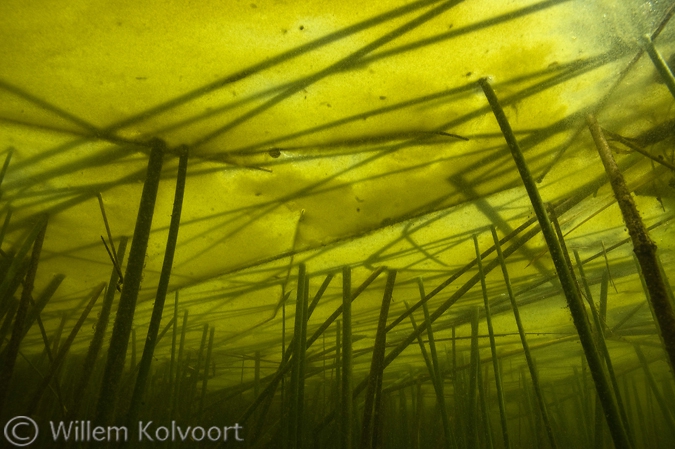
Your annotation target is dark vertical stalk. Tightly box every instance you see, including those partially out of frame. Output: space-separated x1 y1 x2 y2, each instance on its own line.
95 139 165 426
25 282 106 416
0 216 46 416
490 226 557 449
127 146 188 427
288 263 306 449
0 216 47 311
169 291 179 411
642 34 675 98
341 267 353 449
573 250 632 442
360 270 395 449
199 326 215 413
633 344 675 434
172 309 188 419
467 307 479 449
473 235 510 449
589 114 675 383
0 147 13 202
479 79 630 449
254 350 261 400
0 207 12 250
68 237 129 420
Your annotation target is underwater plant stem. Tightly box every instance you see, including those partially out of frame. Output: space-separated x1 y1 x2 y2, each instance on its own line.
467 307 480 449
341 266 353 449
573 251 633 443
420 281 454 449
474 235 510 449
126 146 188 428
480 79 630 449
633 344 675 434
172 309 189 419
237 269 379 427
288 263 306 449
642 34 675 99
0 207 12 252
25 282 106 416
0 215 47 311
588 114 675 379
0 216 46 416
68 237 128 420
360 270 395 449
491 227 558 449
94 139 165 426
0 147 13 201
340 267 354 449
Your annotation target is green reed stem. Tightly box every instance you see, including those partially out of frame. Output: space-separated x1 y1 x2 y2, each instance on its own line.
341 266 353 449
633 344 675 434
642 34 675 99
467 307 480 449
490 226 557 449
95 139 165 426
0 216 46 416
172 309 189 419
237 270 377 427
21 274 66 341
127 146 187 426
68 237 128 420
421 280 454 449
360 269 395 449
199 326 215 413
0 216 47 311
474 234 510 449
574 250 632 442
0 207 12 252
288 263 306 449
0 147 13 202
26 282 106 416
589 114 675 383
480 79 629 449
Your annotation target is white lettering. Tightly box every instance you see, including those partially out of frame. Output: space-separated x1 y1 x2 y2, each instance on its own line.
50 421 73 441
138 421 154 441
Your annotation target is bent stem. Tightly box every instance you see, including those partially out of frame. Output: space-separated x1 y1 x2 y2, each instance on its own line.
480 78 630 449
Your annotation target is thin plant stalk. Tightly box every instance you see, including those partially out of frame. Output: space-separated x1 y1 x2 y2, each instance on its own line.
288 263 306 449
0 216 47 311
360 269 395 449
589 114 675 380
0 216 46 416
68 237 129 420
254 350 261 400
21 274 66 341
420 281 454 449
172 309 189 419
474 234 510 449
480 79 629 449
0 207 12 251
642 34 675 98
237 269 380 426
170 291 179 397
26 282 107 416
0 147 13 201
633 344 675 434
490 226 558 449
199 327 215 413
467 307 480 449
127 147 188 426
573 250 632 441
341 266 353 449
95 139 165 426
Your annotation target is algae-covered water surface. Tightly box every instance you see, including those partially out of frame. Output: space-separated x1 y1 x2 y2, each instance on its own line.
0 0 674 448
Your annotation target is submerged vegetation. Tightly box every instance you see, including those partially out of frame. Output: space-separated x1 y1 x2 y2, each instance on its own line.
0 0 674 448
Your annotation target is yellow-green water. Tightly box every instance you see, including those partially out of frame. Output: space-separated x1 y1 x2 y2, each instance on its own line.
0 0 674 447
